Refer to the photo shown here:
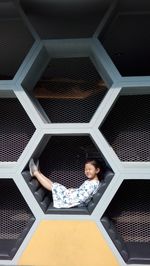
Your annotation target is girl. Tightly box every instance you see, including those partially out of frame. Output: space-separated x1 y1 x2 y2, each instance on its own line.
29 158 101 208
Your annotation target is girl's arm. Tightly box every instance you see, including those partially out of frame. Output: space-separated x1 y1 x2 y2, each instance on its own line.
77 181 98 203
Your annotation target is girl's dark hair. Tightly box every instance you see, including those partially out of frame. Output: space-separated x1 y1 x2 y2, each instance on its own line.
85 158 103 180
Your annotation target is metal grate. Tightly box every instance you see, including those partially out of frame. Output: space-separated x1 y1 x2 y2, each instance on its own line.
101 95 150 161
0 18 34 79
0 179 34 240
34 57 107 123
105 180 150 243
39 136 103 188
0 98 35 161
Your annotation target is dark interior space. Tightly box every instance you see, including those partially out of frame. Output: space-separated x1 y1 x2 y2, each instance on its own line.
101 180 150 264
0 1 34 79
37 136 103 188
0 179 35 259
18 0 150 77
0 97 35 161
100 94 150 161
100 0 150 76
20 0 112 39
32 57 108 123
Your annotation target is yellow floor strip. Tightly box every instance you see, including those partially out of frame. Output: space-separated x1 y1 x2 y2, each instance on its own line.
19 220 119 266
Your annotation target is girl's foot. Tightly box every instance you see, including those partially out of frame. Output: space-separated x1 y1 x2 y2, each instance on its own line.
29 158 39 176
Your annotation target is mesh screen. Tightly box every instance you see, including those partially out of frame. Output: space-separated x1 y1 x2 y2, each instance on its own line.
39 136 103 188
0 98 35 161
100 95 150 161
105 180 150 243
0 19 34 79
34 57 107 123
0 179 34 240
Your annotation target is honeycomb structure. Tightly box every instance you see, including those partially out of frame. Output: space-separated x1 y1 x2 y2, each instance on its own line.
0 1 150 266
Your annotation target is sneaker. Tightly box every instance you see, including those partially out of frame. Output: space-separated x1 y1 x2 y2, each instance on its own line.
29 158 39 176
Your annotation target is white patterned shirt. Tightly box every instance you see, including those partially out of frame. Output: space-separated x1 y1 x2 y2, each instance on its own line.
52 179 100 208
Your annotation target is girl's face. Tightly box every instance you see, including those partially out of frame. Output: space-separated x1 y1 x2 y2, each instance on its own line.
84 163 100 180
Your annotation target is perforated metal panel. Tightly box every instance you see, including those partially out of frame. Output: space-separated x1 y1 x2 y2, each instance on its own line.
100 95 150 161
104 180 150 243
0 98 35 161
0 179 34 240
39 135 103 188
33 57 107 123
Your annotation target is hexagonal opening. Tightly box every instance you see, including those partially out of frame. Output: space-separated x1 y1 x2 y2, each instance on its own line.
101 180 150 264
22 135 114 214
30 57 108 123
20 1 112 39
0 91 35 161
100 94 150 162
100 4 150 76
0 178 35 260
0 1 34 79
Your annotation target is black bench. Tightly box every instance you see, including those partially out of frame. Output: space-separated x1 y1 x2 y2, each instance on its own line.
101 180 150 264
101 216 150 264
0 217 35 260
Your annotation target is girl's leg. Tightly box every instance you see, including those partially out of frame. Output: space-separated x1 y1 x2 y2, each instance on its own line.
33 170 53 191
29 159 53 191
